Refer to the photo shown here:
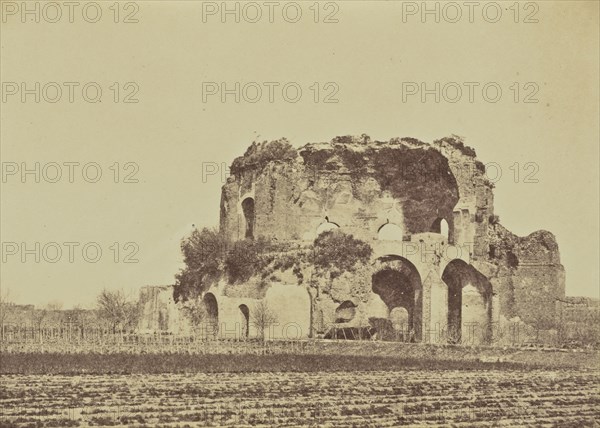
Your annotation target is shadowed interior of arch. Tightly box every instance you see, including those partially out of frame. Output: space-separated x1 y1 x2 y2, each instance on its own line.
238 304 249 338
431 217 450 240
372 269 414 315
203 293 219 338
241 198 255 239
335 301 356 323
371 257 423 341
442 260 492 344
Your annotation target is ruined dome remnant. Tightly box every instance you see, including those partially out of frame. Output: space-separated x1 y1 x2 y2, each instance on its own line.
204 135 566 344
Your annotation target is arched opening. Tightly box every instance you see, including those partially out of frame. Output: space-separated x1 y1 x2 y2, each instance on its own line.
390 307 410 341
390 307 409 331
316 220 339 236
203 293 218 339
507 251 519 268
371 256 423 341
442 260 492 345
432 217 450 240
335 301 356 323
377 223 403 241
238 304 249 338
327 301 374 340
241 198 255 240
316 309 325 335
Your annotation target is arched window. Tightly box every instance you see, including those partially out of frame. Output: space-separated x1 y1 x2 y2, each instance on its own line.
377 223 403 241
316 219 339 236
241 198 255 240
431 217 450 240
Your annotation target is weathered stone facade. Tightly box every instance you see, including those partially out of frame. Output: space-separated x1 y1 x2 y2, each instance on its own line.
209 135 567 344
138 285 184 334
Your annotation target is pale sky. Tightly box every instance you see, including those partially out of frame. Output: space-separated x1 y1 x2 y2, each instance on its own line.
1 1 598 308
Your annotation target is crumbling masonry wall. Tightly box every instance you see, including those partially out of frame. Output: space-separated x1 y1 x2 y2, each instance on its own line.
213 135 566 344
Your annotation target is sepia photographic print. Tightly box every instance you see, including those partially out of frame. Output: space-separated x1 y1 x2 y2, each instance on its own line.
1 1 599 427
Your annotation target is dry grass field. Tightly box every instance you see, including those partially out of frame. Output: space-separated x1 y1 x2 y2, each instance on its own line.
1 342 598 427
1 368 599 427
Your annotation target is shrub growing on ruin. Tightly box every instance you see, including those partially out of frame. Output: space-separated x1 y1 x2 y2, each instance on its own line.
224 238 301 284
224 237 273 284
174 227 229 302
434 135 477 158
230 138 297 175
311 230 373 278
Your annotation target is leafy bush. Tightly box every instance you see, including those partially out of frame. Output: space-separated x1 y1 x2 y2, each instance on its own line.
224 237 274 284
312 230 372 276
175 228 301 299
174 228 229 302
175 228 372 300
224 238 303 284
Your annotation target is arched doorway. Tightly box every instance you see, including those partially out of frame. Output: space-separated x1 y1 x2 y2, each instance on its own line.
241 198 255 240
390 307 410 341
203 293 218 339
371 256 423 341
238 304 249 338
442 260 492 344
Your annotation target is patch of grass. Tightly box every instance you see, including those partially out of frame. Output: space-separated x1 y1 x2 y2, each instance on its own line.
0 352 534 375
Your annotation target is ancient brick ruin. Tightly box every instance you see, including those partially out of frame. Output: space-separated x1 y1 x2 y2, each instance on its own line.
141 135 572 345
193 135 565 345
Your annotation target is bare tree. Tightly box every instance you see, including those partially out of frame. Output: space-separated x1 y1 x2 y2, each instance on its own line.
96 289 141 334
67 305 99 340
0 289 15 340
30 307 48 343
181 301 207 336
251 300 278 341
46 301 63 311
45 301 65 333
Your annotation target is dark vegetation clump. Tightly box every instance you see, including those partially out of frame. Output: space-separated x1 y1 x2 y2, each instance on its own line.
395 137 428 147
331 134 371 145
311 230 372 275
174 228 228 302
223 237 299 284
174 228 373 302
489 215 500 225
302 141 459 233
0 352 537 375
174 230 295 301
230 138 297 175
301 140 458 200
434 135 477 158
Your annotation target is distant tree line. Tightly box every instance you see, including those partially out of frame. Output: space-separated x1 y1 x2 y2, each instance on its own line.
0 287 141 341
